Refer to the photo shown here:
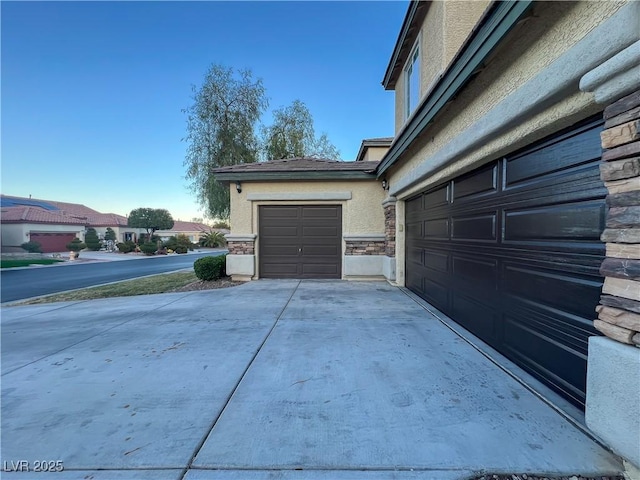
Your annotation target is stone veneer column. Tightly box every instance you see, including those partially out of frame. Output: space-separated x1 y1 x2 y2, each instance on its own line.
224 234 256 281
580 46 640 471
596 89 640 345
382 196 397 281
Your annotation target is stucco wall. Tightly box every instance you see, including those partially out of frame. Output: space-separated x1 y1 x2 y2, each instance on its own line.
386 1 632 287
388 1 628 201
230 180 385 236
394 0 490 135
1 224 30 250
362 146 389 162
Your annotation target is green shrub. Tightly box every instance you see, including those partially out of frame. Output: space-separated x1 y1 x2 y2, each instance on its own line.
20 241 42 253
137 234 159 245
212 220 230 229
104 227 117 241
66 238 86 252
194 255 226 281
163 234 194 252
199 230 226 248
85 228 101 251
117 241 136 253
139 242 157 255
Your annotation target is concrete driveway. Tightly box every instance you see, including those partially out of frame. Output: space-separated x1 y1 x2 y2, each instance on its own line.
1 280 623 479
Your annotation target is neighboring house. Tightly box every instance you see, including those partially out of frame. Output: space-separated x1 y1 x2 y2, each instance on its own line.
155 220 224 243
0 195 214 252
217 1 640 470
0 195 140 252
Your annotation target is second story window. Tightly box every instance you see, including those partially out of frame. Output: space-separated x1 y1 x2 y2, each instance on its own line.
405 39 420 119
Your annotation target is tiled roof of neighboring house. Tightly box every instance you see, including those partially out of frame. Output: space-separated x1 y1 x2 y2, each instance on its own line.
213 158 380 182
0 206 88 225
166 221 211 233
361 137 394 143
0 195 128 227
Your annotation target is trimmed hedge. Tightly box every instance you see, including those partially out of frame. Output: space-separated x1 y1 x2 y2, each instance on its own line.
139 242 157 255
21 241 42 253
194 255 226 281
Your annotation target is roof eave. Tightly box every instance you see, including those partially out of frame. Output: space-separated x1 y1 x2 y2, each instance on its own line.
215 170 378 183
377 0 533 176
382 1 430 90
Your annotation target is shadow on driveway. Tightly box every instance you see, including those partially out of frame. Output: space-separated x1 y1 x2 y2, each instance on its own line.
1 280 622 479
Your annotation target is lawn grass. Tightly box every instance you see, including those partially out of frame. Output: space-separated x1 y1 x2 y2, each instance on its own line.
1 258 65 268
15 271 199 305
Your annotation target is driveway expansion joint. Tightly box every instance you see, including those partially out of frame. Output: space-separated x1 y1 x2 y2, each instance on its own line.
179 280 302 480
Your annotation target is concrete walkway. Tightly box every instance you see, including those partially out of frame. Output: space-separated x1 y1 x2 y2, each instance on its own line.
1 280 623 479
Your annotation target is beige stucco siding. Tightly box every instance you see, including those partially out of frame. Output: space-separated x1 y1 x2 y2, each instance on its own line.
442 1 491 68
362 147 389 162
388 0 627 200
394 0 490 135
230 180 385 236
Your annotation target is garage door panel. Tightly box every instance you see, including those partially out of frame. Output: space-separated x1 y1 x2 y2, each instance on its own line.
504 124 602 188
453 164 498 201
262 226 299 238
424 218 449 238
302 245 340 256
302 207 340 219
302 263 340 275
452 293 498 340
424 250 448 273
502 317 587 406
261 262 299 276
503 202 605 242
424 185 449 207
303 226 339 237
406 221 423 238
260 207 299 220
406 117 605 409
452 255 497 286
503 264 602 319
451 214 497 242
262 246 300 257
422 276 450 310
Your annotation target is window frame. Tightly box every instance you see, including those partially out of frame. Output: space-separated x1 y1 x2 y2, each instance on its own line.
404 35 421 120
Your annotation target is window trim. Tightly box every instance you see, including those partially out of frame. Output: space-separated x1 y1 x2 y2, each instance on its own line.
404 34 421 120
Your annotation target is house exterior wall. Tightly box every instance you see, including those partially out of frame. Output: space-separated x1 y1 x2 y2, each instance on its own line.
226 180 386 280
394 0 490 134
1 223 85 252
361 146 389 162
386 0 632 287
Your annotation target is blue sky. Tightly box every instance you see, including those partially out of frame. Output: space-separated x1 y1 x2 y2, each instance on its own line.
1 1 407 221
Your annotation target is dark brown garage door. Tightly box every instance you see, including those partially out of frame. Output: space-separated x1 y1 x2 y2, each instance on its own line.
406 118 605 408
29 232 77 253
259 205 342 279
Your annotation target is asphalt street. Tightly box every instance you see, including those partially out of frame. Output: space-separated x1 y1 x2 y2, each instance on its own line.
0 251 224 303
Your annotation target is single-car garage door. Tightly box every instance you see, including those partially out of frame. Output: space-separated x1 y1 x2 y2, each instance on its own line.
29 232 77 253
259 205 342 279
406 118 605 408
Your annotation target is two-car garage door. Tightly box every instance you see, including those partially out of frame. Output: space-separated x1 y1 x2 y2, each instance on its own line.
29 232 77 253
406 118 606 408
